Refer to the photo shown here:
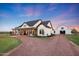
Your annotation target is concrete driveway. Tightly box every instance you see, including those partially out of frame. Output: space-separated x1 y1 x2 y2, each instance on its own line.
8 35 79 56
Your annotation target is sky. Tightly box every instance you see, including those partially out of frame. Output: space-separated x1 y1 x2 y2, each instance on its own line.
0 3 79 31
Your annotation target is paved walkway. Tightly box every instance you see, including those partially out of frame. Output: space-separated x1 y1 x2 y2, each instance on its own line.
8 35 79 56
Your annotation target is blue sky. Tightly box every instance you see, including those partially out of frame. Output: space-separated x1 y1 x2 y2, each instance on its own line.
0 3 79 31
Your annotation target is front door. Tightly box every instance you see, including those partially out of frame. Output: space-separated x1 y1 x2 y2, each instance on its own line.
24 31 26 35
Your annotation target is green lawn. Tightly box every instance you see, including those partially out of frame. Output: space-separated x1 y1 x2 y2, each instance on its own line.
66 34 79 45
0 35 22 54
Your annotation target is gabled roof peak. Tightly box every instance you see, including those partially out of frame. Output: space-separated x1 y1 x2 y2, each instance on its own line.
16 19 52 29
23 19 42 26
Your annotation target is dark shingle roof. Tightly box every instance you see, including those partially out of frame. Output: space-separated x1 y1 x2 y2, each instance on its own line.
24 19 41 26
14 27 20 29
15 19 52 29
18 19 41 27
42 21 50 28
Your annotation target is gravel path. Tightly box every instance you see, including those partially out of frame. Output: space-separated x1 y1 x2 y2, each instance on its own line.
8 35 79 56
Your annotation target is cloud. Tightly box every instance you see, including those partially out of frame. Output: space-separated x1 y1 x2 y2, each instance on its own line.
51 19 79 30
48 7 56 11
19 7 42 17
12 4 22 12
47 5 79 28
19 7 41 17
49 5 78 25
47 4 57 11
67 26 79 32
0 13 11 17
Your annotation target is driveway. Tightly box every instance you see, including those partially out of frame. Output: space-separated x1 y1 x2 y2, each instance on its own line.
8 35 79 56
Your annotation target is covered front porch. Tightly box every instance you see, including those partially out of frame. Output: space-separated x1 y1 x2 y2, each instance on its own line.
18 28 37 36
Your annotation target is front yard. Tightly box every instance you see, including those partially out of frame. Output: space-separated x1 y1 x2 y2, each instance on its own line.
0 34 22 55
66 34 79 45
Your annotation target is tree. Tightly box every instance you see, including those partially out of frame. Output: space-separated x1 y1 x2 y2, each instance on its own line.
71 29 78 33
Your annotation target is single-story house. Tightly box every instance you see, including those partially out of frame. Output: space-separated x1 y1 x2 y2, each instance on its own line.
12 19 54 36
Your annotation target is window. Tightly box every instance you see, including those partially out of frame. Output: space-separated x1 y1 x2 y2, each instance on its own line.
42 29 44 35
23 25 26 27
61 27 64 29
54 31 55 33
40 29 42 34
39 29 44 35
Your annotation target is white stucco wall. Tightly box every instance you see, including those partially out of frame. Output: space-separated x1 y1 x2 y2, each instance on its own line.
55 26 72 34
37 24 54 36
